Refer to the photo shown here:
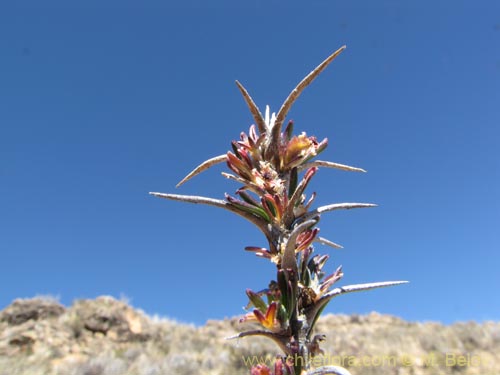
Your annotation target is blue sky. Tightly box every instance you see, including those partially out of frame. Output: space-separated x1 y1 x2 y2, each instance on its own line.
1 2 499 325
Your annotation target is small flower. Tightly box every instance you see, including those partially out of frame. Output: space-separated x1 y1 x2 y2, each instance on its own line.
252 161 285 195
253 301 281 331
250 356 292 375
306 265 344 304
236 126 265 165
251 364 272 375
241 301 281 332
319 266 344 294
280 133 327 170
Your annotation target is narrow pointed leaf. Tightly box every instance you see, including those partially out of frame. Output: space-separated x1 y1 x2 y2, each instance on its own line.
305 281 409 335
261 195 278 220
315 236 343 249
286 273 297 321
321 281 409 301
225 194 271 222
226 330 292 355
238 191 260 206
150 192 228 207
284 167 317 224
268 46 346 158
304 192 317 211
284 120 294 142
302 202 377 221
231 141 240 156
277 269 289 318
299 160 366 173
221 172 259 192
150 192 270 239
176 154 227 188
317 202 377 213
235 80 267 134
288 167 298 199
222 173 254 191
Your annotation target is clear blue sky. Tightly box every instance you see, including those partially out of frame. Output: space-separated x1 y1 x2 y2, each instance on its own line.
1 2 499 325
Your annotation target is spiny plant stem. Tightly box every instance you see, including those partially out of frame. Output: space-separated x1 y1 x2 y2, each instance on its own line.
152 46 407 375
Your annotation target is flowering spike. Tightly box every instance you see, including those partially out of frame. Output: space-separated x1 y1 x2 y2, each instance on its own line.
152 47 408 375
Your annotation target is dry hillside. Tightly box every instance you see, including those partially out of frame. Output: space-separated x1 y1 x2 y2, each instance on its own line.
0 296 498 375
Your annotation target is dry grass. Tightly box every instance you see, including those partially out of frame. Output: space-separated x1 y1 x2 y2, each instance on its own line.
0 296 498 375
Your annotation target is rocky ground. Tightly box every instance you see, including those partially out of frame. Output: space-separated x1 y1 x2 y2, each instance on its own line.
0 296 499 375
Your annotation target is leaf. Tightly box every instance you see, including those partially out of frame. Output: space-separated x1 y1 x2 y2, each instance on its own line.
225 194 271 222
299 160 366 173
277 269 289 317
246 289 268 314
235 80 267 134
283 167 318 225
288 167 298 199
238 191 260 206
226 330 292 356
315 236 343 249
282 219 318 274
267 46 346 160
301 202 377 222
176 154 227 188
305 281 409 336
284 120 294 142
150 192 271 241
